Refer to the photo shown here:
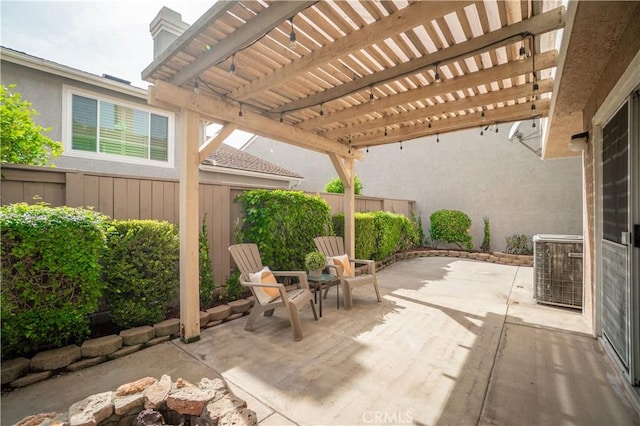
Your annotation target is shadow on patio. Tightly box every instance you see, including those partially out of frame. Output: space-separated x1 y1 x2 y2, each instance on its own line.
180 257 640 425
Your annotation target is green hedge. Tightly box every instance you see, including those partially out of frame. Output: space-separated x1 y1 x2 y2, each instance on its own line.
237 189 332 270
332 212 376 259
333 211 417 260
0 203 108 359
429 209 473 251
103 220 179 328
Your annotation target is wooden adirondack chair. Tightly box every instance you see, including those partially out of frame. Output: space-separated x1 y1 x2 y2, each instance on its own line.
314 236 382 310
228 243 318 341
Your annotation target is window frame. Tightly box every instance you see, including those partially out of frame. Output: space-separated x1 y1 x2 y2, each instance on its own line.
62 86 174 168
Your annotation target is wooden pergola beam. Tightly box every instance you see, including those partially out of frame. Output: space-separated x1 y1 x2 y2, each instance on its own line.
323 78 553 139
148 80 363 160
273 6 565 114
352 99 550 147
170 1 317 86
199 123 238 163
299 49 558 130
231 1 473 101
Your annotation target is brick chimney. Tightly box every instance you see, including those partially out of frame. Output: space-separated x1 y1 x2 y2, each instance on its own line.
150 7 190 59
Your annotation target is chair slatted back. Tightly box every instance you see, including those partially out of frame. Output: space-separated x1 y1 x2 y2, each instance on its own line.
314 236 345 258
229 244 264 279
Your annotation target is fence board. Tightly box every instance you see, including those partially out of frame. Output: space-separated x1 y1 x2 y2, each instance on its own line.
113 178 128 220
126 179 140 219
139 180 152 219
1 165 415 281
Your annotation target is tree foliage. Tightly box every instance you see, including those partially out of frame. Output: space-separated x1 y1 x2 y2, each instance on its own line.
429 209 473 251
1 84 63 166
324 175 363 195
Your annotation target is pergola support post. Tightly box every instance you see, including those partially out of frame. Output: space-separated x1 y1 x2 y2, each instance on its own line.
329 154 356 257
179 108 201 343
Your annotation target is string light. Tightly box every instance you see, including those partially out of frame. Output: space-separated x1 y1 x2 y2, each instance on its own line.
348 135 351 154
369 86 375 104
427 118 432 128
279 113 284 124
481 108 486 121
193 79 199 94
238 103 243 117
532 118 536 129
519 41 526 60
230 54 236 76
495 124 499 133
320 103 324 117
436 133 440 143
434 63 442 84
400 141 403 150
366 146 369 153
480 125 484 136
384 126 387 137
289 17 297 50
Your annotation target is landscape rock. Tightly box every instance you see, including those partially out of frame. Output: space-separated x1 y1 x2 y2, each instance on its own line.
218 408 257 426
116 377 157 396
207 305 232 321
30 345 81 372
2 357 30 384
153 319 180 337
114 392 145 415
227 299 251 314
68 391 114 426
66 356 108 372
15 411 60 426
81 335 122 358
167 385 217 415
120 326 155 346
11 371 53 388
133 409 165 426
145 374 172 410
108 344 144 360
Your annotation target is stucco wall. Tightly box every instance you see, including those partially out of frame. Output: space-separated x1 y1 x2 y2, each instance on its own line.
245 124 583 251
1 60 182 180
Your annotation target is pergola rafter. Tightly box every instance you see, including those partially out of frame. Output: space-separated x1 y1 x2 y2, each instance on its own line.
141 0 567 343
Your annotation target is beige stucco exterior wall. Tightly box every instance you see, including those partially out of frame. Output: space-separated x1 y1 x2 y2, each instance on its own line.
246 125 583 251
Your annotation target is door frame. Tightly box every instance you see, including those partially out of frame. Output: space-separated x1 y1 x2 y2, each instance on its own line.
593 50 640 384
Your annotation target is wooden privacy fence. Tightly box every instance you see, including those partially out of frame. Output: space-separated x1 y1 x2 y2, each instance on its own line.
1 164 415 285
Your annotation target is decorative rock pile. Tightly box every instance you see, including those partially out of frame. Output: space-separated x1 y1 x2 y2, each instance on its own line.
14 375 257 426
388 250 533 267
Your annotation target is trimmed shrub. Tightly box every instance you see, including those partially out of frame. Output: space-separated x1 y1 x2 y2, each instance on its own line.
324 175 363 195
199 216 217 309
1 203 108 359
332 212 376 260
373 211 417 259
481 216 491 253
103 220 179 328
429 209 473 251
412 210 426 247
237 189 332 270
505 234 533 255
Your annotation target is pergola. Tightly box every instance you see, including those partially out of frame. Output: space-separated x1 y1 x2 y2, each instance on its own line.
142 0 568 342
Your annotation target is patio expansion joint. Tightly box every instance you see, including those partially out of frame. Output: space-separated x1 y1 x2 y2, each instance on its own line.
475 265 518 426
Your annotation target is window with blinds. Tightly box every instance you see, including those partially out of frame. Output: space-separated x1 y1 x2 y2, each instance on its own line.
70 93 169 163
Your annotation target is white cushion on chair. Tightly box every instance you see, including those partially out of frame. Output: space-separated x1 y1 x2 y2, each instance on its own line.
249 266 280 305
329 254 354 277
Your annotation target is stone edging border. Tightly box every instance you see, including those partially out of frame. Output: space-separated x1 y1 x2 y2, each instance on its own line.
2 250 532 390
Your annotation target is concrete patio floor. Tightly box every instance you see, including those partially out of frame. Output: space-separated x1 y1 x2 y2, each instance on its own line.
3 257 640 425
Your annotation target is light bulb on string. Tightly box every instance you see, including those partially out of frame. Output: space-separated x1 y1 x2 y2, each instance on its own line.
238 103 243 117
320 104 324 118
480 126 484 137
434 64 442 84
230 54 236 76
279 113 284 124
369 86 375 104
495 124 499 134
366 146 369 153
193 79 199 94
532 118 536 129
384 126 387 137
519 41 526 60
400 141 403 150
436 133 440 143
289 17 297 50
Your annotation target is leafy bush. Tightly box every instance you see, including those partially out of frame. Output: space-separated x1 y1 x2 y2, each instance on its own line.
373 211 417 259
1 203 108 359
481 216 491 253
324 175 363 195
412 210 426 247
505 234 533 255
224 270 243 302
1 84 63 166
103 220 179 328
429 209 473 251
237 189 332 270
332 212 376 260
199 216 217 309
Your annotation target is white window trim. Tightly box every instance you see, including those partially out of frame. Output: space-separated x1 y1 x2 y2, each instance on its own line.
62 85 175 168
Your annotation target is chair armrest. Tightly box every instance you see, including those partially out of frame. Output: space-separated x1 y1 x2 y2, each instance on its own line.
271 271 310 291
352 258 376 275
326 264 344 279
239 279 285 290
